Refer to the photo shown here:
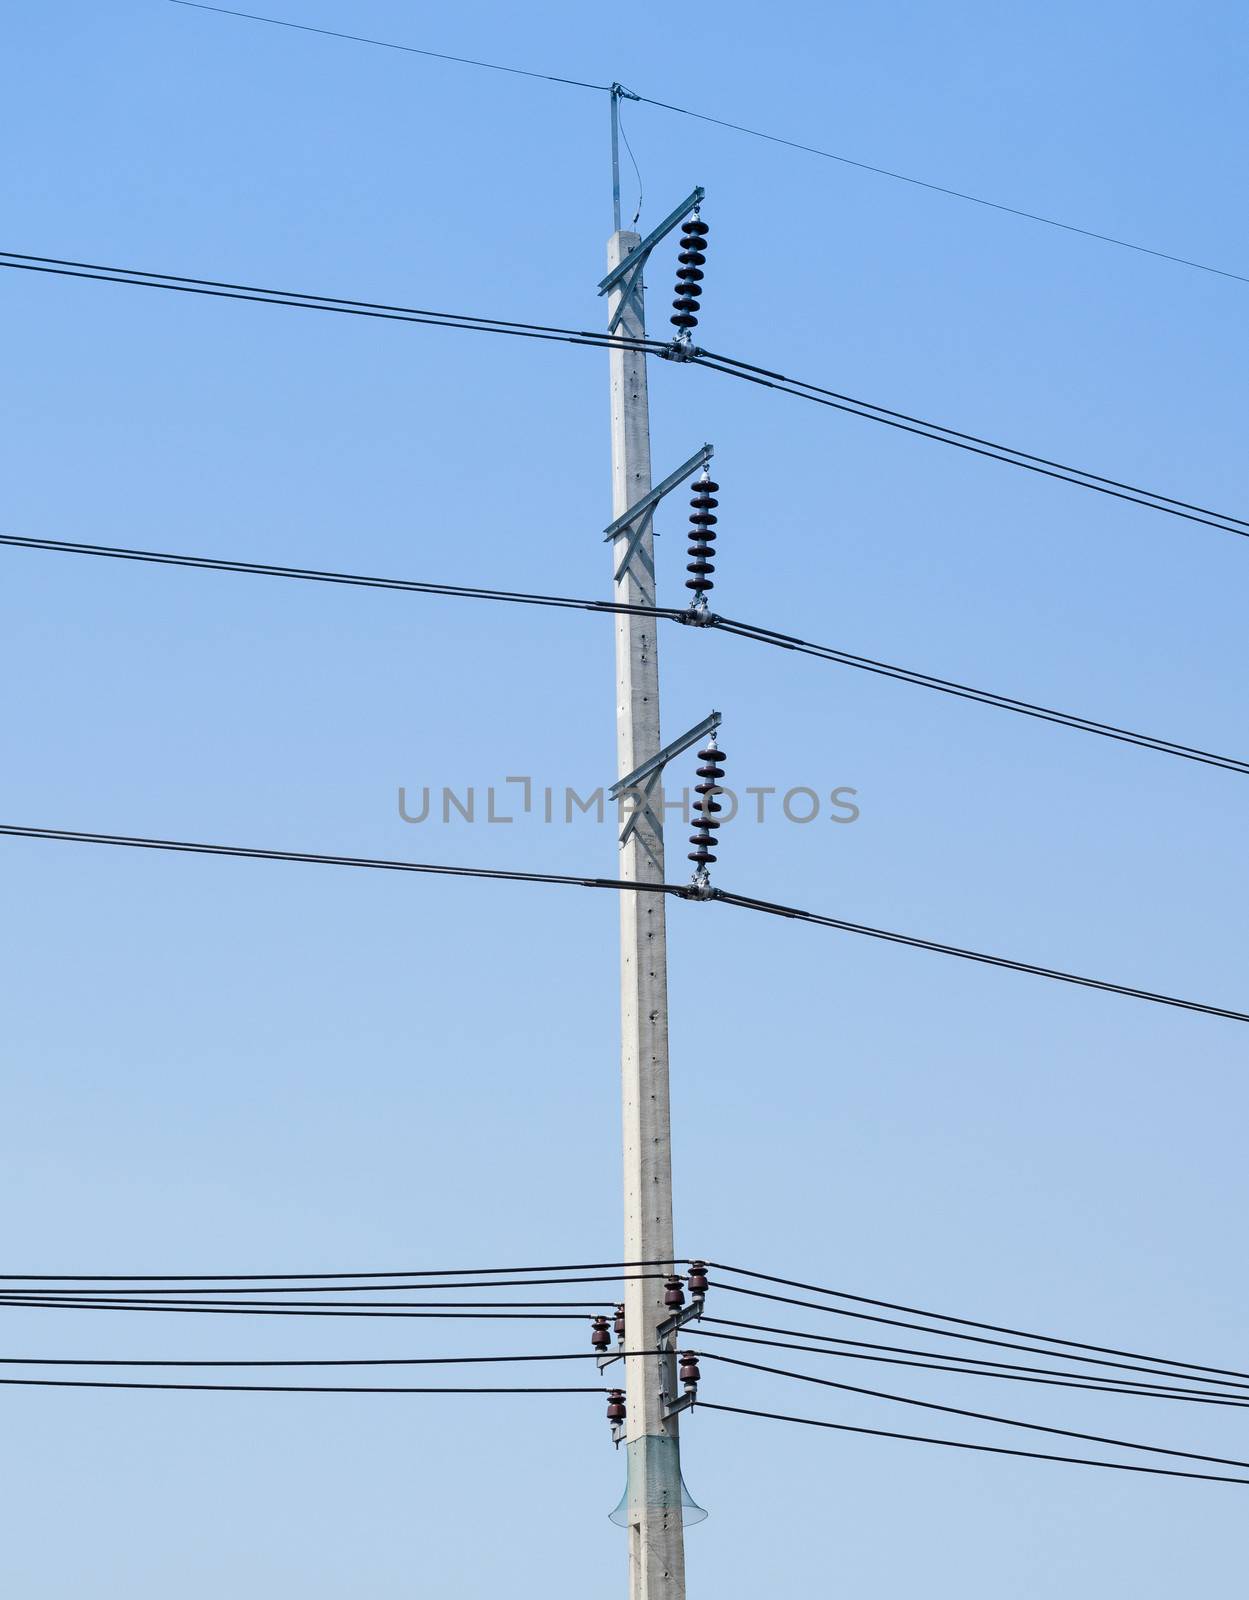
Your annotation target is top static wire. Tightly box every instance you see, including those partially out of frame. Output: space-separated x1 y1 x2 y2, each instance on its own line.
166 1 1249 287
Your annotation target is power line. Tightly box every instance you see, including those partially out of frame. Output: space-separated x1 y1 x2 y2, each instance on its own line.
0 1295 614 1310
5 530 1246 776
0 823 678 896
707 888 1248 1023
703 1351 1249 1472
632 101 1249 288
0 1298 592 1321
2 1275 663 1296
699 351 1249 528
3 824 1245 1023
706 1262 1249 1384
166 1 1249 288
0 1258 681 1282
708 613 1249 773
691 354 1249 539
4 250 1246 540
0 1350 647 1368
695 1327 1249 1407
167 1 612 91
0 253 665 357
700 1402 1249 1487
701 1316 1249 1396
706 1289 1249 1392
0 1376 603 1394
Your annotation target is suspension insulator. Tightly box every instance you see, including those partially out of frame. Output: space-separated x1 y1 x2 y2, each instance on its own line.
685 474 720 596
687 1261 710 1298
689 740 727 865
663 1274 686 1310
606 1388 626 1424
672 215 709 330
679 1352 702 1390
591 1315 611 1352
614 1304 626 1340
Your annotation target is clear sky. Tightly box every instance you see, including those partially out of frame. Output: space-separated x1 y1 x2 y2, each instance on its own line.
2 2 1246 1595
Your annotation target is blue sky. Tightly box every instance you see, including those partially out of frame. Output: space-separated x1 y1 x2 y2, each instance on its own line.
2 1 1247 1594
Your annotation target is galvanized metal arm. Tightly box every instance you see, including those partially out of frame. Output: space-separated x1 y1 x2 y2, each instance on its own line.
598 185 706 335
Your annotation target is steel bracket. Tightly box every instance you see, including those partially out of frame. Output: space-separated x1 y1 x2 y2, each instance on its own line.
656 1298 705 1341
599 185 705 334
604 443 713 587
610 711 720 851
661 1391 696 1420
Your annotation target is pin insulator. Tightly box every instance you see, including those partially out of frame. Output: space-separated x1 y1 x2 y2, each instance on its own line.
606 1388 626 1424
591 1315 611 1352
672 215 709 330
687 1261 710 1298
689 740 727 865
614 1304 626 1339
679 1352 701 1389
663 1274 686 1309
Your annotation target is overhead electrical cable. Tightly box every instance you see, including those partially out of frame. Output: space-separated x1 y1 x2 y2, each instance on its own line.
2 824 1245 1023
700 1403 1249 1487
166 1 1249 287
0 1298 593 1321
707 1286 1249 1390
4 532 1245 775
0 1350 651 1368
690 354 1249 539
0 1376 604 1394
695 1328 1249 1407
0 1295 614 1310
705 889 1248 1023
701 1317 1249 1396
0 1258 681 1282
167 0 613 90
1 1274 663 1296
3 250 1245 538
0 253 665 356
707 1262 1249 1384
694 350 1249 529
702 1351 1249 1472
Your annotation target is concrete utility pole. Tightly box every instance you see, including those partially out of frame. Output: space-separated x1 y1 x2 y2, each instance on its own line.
606 184 687 1600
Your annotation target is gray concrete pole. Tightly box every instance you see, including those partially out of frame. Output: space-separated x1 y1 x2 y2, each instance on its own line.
607 229 687 1600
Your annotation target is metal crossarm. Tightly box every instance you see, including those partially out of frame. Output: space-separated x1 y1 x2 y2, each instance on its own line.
600 185 706 334
605 444 714 585
597 186 706 296
610 710 721 803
